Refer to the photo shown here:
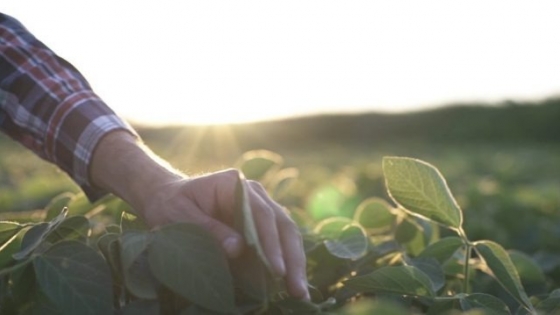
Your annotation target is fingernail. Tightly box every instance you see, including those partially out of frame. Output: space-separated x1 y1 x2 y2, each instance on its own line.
299 279 310 301
223 237 241 257
275 259 286 277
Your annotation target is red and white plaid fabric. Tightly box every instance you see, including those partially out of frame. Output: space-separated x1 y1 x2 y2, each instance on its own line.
0 13 136 201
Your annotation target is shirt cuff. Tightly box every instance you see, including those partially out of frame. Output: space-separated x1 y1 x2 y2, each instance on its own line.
44 90 137 202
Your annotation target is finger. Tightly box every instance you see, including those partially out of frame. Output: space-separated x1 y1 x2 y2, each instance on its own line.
278 214 310 300
247 180 286 277
190 209 244 258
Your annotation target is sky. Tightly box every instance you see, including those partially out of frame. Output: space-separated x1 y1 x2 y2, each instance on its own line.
4 1 560 125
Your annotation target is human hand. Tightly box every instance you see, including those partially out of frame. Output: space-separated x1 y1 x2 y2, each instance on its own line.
90 131 309 300
139 169 310 299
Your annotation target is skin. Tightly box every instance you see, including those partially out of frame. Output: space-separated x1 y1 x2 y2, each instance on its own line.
90 130 310 300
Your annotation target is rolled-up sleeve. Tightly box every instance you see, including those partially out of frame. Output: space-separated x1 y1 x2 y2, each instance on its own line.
0 13 137 201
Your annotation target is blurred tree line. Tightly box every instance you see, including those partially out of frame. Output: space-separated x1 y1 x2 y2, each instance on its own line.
137 98 560 155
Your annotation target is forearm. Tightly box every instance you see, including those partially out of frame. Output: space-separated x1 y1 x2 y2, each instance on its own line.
90 130 182 216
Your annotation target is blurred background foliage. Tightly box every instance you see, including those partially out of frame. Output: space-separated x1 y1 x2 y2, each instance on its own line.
2 99 560 268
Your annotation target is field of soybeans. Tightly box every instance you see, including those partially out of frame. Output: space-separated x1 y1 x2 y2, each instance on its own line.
1 118 560 314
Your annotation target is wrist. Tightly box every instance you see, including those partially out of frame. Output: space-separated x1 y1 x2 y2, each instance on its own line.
90 131 182 215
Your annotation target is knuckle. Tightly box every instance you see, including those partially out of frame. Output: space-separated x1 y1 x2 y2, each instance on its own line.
222 168 241 179
198 215 221 231
255 204 275 221
248 180 266 192
279 216 301 236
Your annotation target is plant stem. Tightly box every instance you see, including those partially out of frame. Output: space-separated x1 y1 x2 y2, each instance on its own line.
463 243 472 293
456 227 472 294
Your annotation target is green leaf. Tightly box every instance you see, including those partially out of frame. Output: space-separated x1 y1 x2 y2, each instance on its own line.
353 197 396 232
534 296 560 314
33 241 113 315
324 224 368 260
427 298 461 315
340 299 409 315
46 216 90 243
120 231 157 299
120 300 160 315
96 233 120 277
147 223 235 313
234 173 272 270
474 240 534 312
508 250 546 284
65 193 93 216
235 150 283 181
230 246 272 304
0 235 21 269
231 173 280 306
382 157 463 229
121 212 149 232
120 231 151 270
10 262 37 306
314 217 354 238
0 221 24 251
418 237 463 264
14 208 68 260
458 293 510 315
44 192 73 220
13 223 50 260
343 265 436 298
408 257 445 292
270 167 299 200
275 297 321 314
22 291 63 315
395 218 420 244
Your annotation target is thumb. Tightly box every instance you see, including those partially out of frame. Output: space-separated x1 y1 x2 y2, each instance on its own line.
195 214 244 258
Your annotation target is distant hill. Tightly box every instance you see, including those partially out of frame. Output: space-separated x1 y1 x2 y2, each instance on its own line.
137 98 560 152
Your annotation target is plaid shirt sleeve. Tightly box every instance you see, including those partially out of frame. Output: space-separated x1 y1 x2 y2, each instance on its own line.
0 13 138 201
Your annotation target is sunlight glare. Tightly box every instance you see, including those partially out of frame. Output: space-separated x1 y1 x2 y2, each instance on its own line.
4 0 560 125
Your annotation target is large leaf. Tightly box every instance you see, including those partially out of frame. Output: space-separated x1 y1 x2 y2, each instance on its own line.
314 217 368 260
13 208 68 260
33 241 113 315
13 223 50 260
0 221 24 250
418 236 463 264
343 265 436 298
120 231 151 271
96 233 121 278
458 293 510 314
46 216 90 243
382 157 462 229
340 299 409 315
120 300 160 315
44 192 74 220
353 197 396 232
275 297 322 314
314 217 354 238
323 224 368 260
235 150 283 181
230 174 278 306
269 167 299 200
474 240 534 312
508 250 546 284
234 174 272 270
408 257 445 292
147 223 235 313
22 291 63 315
534 295 560 314
120 231 157 299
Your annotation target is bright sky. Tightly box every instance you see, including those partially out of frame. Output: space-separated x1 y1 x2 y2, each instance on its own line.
4 1 560 125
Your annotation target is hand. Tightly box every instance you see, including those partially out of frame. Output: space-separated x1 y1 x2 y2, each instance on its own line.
90 131 310 300
139 170 309 299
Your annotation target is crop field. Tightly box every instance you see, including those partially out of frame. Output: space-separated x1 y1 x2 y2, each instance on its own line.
1 127 560 314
